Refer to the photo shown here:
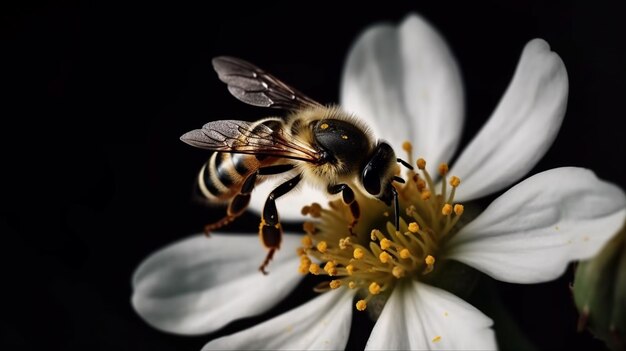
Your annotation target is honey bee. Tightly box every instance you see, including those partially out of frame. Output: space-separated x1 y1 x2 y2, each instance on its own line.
181 57 412 274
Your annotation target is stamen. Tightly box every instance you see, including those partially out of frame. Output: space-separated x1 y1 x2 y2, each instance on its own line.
416 158 426 170
392 266 406 278
442 204 452 216
353 248 365 259
346 264 355 275
324 261 337 276
356 299 367 311
309 263 321 275
408 222 420 233
438 163 449 176
449 176 461 187
379 251 392 263
303 222 316 234
454 204 464 216
369 282 381 295
317 241 328 253
425 255 436 265
380 238 392 250
301 235 313 248
400 248 411 259
329 280 342 289
348 281 357 289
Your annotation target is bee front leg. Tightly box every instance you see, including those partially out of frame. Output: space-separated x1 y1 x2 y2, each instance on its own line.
328 184 360 235
259 173 302 274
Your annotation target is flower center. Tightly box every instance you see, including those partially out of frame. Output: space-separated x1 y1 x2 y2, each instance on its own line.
297 142 466 311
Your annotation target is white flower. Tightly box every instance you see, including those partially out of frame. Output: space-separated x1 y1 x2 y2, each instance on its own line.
132 14 626 350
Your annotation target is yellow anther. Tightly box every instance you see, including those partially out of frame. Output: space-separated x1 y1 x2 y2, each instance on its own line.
421 191 432 200
298 263 309 274
442 203 452 216
346 264 355 275
296 247 306 256
416 158 426 170
369 282 381 295
416 178 426 191
324 261 337 276
301 235 313 248
320 123 329 130
402 141 412 153
301 205 310 215
438 163 449 176
353 248 365 259
309 203 322 217
400 248 411 259
425 255 436 266
408 222 420 233
300 255 311 266
348 281 357 289
356 299 367 311
317 241 328 253
379 251 392 263
303 221 316 234
432 336 442 343
309 263 321 275
392 266 406 278
380 238 392 250
339 236 352 249
371 229 382 241
449 176 461 187
329 280 342 289
454 204 464 216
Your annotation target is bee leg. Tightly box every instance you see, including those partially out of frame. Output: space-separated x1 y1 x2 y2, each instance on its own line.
204 164 296 236
259 173 302 274
328 184 360 235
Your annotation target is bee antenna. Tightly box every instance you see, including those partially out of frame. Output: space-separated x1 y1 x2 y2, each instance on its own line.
391 185 400 230
397 158 413 170
393 176 405 184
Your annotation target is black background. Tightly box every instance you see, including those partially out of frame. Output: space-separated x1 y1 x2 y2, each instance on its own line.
2 1 625 350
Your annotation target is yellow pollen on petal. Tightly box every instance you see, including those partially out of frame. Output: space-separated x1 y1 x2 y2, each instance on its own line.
356 299 367 311
416 158 426 170
348 281 357 289
301 235 313 248
392 266 406 278
346 264 355 275
369 282 381 295
317 241 328 253
380 238 392 250
454 204 464 215
329 280 342 289
379 251 392 263
400 248 411 259
425 255 436 265
442 203 452 216
408 222 420 233
438 163 449 176
353 248 365 259
309 263 321 275
449 176 461 187
432 336 442 343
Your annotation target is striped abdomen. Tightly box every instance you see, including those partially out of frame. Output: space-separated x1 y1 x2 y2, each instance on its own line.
198 152 261 203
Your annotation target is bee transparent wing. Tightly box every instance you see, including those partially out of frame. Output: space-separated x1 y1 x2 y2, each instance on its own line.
180 120 321 162
212 56 323 111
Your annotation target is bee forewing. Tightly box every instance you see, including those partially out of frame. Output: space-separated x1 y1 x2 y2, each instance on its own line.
212 56 323 111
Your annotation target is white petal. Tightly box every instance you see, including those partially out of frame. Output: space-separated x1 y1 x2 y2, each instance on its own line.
366 281 496 350
247 178 329 222
341 14 464 171
202 289 354 350
446 167 626 283
449 39 568 202
132 233 303 335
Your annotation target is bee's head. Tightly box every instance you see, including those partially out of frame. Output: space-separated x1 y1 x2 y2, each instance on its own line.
361 141 397 202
